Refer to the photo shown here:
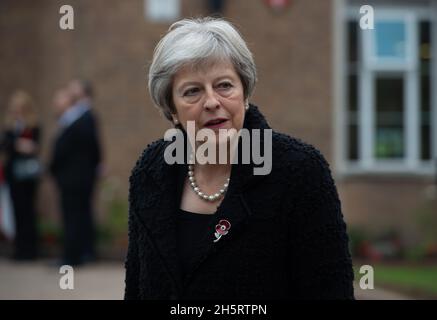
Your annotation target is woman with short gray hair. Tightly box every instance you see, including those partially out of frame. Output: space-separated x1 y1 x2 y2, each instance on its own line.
125 17 354 300
149 17 257 122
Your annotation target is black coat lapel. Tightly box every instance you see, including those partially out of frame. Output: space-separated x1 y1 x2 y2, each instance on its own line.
133 156 184 294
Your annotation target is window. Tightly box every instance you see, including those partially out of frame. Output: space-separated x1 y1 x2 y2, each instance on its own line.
341 2 436 174
374 76 405 159
145 0 180 23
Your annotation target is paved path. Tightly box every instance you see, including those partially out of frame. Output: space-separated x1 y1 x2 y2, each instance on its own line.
0 258 125 300
0 258 412 300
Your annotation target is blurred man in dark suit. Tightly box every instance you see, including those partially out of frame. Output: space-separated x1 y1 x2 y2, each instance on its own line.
50 80 102 266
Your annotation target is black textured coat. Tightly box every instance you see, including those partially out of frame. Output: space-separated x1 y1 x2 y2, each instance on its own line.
124 104 354 300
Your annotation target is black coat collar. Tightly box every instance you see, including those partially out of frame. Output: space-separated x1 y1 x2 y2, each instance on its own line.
134 104 273 295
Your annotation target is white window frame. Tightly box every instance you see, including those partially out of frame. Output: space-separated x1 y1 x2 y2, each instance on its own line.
333 0 437 177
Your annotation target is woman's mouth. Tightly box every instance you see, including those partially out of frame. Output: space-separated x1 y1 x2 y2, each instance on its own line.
204 118 228 129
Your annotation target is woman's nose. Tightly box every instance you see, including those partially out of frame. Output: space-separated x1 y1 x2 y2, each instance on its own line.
203 87 220 110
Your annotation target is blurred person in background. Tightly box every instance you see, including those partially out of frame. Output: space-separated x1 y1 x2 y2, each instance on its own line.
50 82 102 266
0 90 41 261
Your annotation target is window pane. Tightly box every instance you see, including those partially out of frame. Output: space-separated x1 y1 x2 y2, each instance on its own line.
348 124 359 160
420 21 431 160
375 21 406 60
348 20 358 64
348 74 358 113
348 75 358 160
347 21 359 161
145 0 180 22
375 77 405 159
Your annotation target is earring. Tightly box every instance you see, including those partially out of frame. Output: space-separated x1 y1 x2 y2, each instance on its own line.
245 103 249 111
174 119 179 125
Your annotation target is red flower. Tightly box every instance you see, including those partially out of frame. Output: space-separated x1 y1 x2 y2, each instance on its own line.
215 219 231 235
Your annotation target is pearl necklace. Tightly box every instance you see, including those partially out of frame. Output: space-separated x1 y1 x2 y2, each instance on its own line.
187 157 230 202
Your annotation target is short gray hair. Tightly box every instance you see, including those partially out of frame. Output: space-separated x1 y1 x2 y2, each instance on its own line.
148 17 257 121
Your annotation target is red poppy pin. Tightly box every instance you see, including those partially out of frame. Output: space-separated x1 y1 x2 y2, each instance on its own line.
213 219 231 243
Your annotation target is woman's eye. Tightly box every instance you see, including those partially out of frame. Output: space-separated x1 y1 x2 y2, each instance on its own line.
218 82 233 90
184 88 199 96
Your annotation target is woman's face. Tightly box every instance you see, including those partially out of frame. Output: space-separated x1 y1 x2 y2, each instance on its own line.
171 59 246 142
